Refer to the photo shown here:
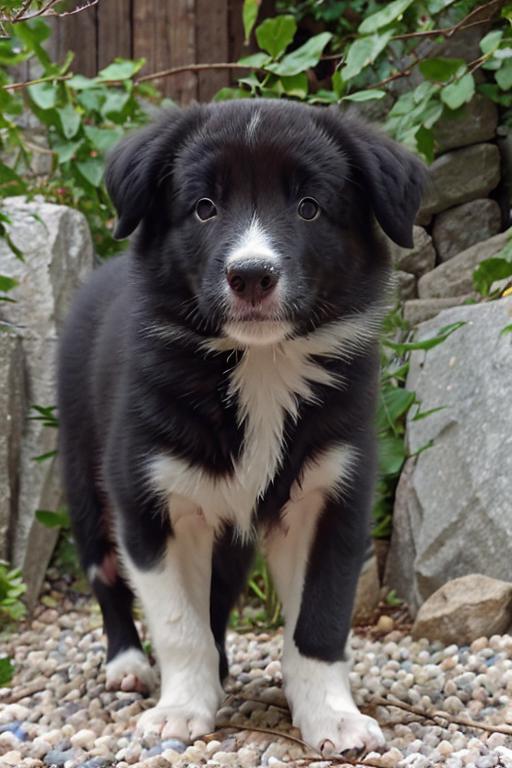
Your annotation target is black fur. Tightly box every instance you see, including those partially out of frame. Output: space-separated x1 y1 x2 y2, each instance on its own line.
57 99 426 679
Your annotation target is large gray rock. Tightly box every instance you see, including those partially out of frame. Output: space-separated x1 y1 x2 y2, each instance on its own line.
0 197 94 606
432 199 502 263
417 143 501 223
386 298 512 613
387 226 436 278
433 95 498 154
0 331 26 560
418 228 511 299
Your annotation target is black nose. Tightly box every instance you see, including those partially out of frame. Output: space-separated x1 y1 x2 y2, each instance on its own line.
226 260 280 304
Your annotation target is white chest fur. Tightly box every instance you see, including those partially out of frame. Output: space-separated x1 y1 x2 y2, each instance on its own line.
147 315 376 535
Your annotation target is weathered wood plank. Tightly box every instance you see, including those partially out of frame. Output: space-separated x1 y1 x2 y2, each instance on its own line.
54 3 98 76
97 0 133 70
134 0 197 103
196 0 229 101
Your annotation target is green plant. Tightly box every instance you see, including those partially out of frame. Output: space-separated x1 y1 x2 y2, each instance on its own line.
374 314 465 538
0 19 161 259
233 1 512 160
230 552 282 630
0 560 27 626
473 228 512 297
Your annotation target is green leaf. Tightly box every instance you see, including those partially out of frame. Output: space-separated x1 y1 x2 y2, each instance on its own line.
500 323 512 336
266 31 332 77
480 30 503 55
83 125 123 152
384 321 465 352
308 89 338 104
28 81 57 110
419 58 466 82
67 74 98 90
441 73 475 110
0 657 14 686
243 0 261 44
97 58 145 81
340 32 392 81
76 157 104 187
35 508 70 529
359 0 416 33
342 89 386 102
377 387 416 432
57 103 81 139
32 450 57 463
214 87 252 101
411 405 447 421
279 72 308 98
473 257 512 296
101 91 130 120
0 275 17 293
256 15 297 60
496 59 512 90
416 125 435 162
53 139 82 164
378 435 406 476
238 52 270 67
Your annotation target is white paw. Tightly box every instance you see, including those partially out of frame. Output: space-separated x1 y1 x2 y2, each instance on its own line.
136 702 216 742
283 652 385 755
296 708 385 755
105 648 155 694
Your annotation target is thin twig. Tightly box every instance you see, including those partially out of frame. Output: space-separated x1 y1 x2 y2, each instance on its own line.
3 73 72 92
214 720 318 753
392 0 501 40
375 696 512 737
0 0 98 23
214 722 391 768
136 61 262 84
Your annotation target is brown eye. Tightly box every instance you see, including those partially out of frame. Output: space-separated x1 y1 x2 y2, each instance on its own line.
195 198 217 221
298 197 320 221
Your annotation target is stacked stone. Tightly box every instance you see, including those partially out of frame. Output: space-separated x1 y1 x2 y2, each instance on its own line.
389 93 507 326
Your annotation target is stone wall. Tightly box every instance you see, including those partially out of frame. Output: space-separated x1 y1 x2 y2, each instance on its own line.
387 92 509 327
0 198 94 608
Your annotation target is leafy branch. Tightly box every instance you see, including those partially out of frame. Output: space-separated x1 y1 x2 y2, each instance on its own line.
0 0 98 24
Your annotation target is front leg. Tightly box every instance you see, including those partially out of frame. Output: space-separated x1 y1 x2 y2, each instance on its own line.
119 492 223 742
264 447 385 756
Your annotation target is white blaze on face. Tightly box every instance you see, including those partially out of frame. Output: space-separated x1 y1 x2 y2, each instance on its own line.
226 216 280 269
225 217 287 345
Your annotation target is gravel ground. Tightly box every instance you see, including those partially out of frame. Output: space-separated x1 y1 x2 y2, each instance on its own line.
2 592 512 768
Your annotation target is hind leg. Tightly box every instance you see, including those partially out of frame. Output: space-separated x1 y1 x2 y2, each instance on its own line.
67 485 154 694
210 527 255 680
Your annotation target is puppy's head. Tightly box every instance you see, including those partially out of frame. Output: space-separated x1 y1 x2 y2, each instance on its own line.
106 100 426 346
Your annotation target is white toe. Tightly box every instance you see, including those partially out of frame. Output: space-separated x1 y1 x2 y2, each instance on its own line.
105 648 155 693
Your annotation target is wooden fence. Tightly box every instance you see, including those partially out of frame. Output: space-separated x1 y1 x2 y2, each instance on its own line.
46 0 275 103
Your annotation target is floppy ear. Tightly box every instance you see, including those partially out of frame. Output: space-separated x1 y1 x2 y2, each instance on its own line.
318 108 428 248
105 107 199 240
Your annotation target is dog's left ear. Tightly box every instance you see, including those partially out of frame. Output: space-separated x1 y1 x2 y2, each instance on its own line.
318 108 428 248
105 106 202 240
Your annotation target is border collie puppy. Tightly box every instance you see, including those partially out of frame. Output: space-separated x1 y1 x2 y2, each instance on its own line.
57 99 425 755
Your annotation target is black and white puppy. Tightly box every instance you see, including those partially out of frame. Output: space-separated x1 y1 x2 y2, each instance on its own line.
57 99 425 754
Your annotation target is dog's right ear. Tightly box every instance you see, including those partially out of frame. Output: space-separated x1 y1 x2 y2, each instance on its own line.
105 107 197 240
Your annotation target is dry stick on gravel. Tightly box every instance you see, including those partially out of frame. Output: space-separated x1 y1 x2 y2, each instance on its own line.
374 696 512 737
214 722 392 768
